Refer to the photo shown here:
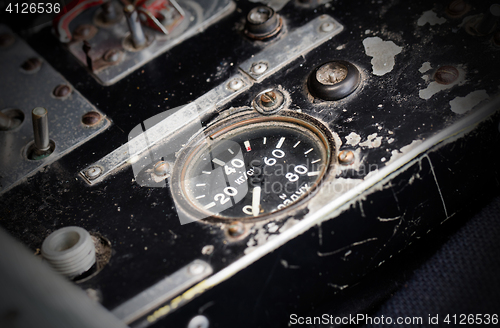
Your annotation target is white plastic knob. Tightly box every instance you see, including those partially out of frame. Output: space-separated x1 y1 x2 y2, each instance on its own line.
41 226 96 278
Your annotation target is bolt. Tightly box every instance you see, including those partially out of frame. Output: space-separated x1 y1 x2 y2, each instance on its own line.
153 161 170 177
260 91 277 108
0 33 15 48
103 49 121 62
476 4 500 35
251 62 268 75
187 315 209 328
227 221 245 237
73 24 97 41
228 79 244 91
338 150 355 165
187 262 205 275
85 166 102 179
82 111 102 126
20 57 42 73
53 84 71 99
434 66 459 85
320 22 334 32
446 0 469 18
316 62 348 85
248 6 272 24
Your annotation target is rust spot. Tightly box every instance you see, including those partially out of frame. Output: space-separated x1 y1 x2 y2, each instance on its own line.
434 66 459 85
73 24 98 41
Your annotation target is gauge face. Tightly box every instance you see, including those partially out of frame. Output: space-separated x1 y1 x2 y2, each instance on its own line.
177 117 330 220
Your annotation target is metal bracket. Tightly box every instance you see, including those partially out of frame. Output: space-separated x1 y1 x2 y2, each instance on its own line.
111 260 212 324
0 25 110 195
239 15 343 81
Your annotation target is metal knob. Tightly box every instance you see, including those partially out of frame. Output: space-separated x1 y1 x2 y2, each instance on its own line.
32 107 50 153
124 4 147 49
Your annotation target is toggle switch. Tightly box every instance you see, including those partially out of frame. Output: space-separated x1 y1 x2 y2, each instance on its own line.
28 107 54 160
124 4 148 50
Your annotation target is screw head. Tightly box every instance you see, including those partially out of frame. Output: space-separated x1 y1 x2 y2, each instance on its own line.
338 150 355 165
260 91 277 107
320 22 334 32
227 221 245 237
434 66 459 85
20 57 42 73
53 84 72 99
251 62 268 75
228 79 244 91
153 161 170 177
85 166 102 179
0 33 15 48
82 111 102 126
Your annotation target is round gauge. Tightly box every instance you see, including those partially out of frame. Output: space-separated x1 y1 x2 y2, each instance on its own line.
172 114 333 221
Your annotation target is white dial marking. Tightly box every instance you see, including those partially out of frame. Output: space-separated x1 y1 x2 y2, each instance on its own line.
196 183 206 187
307 171 320 176
212 158 225 166
263 137 267 144
228 149 234 154
311 159 321 164
276 137 285 149
252 186 261 216
244 140 251 151
202 171 211 175
195 195 206 199
304 148 313 154
205 202 216 209
293 141 301 148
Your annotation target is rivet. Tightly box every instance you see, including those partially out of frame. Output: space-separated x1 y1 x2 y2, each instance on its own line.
20 57 42 73
103 49 121 63
228 79 244 91
85 167 102 179
187 315 209 328
227 221 245 237
53 84 72 99
187 263 205 276
320 22 334 32
82 111 102 126
251 62 268 75
153 161 170 177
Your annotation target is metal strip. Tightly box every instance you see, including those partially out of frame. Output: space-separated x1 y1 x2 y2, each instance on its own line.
111 260 212 324
239 15 343 81
79 73 252 184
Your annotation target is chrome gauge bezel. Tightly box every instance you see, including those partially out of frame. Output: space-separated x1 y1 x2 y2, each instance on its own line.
170 110 337 223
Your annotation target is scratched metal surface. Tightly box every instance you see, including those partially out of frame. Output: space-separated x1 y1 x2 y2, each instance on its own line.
0 0 499 327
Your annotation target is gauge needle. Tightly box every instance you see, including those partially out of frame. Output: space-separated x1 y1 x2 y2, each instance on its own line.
252 186 261 216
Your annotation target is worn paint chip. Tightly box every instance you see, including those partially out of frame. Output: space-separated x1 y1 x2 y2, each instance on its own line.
362 37 403 76
345 132 361 146
419 66 466 100
449 90 489 114
417 10 447 26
